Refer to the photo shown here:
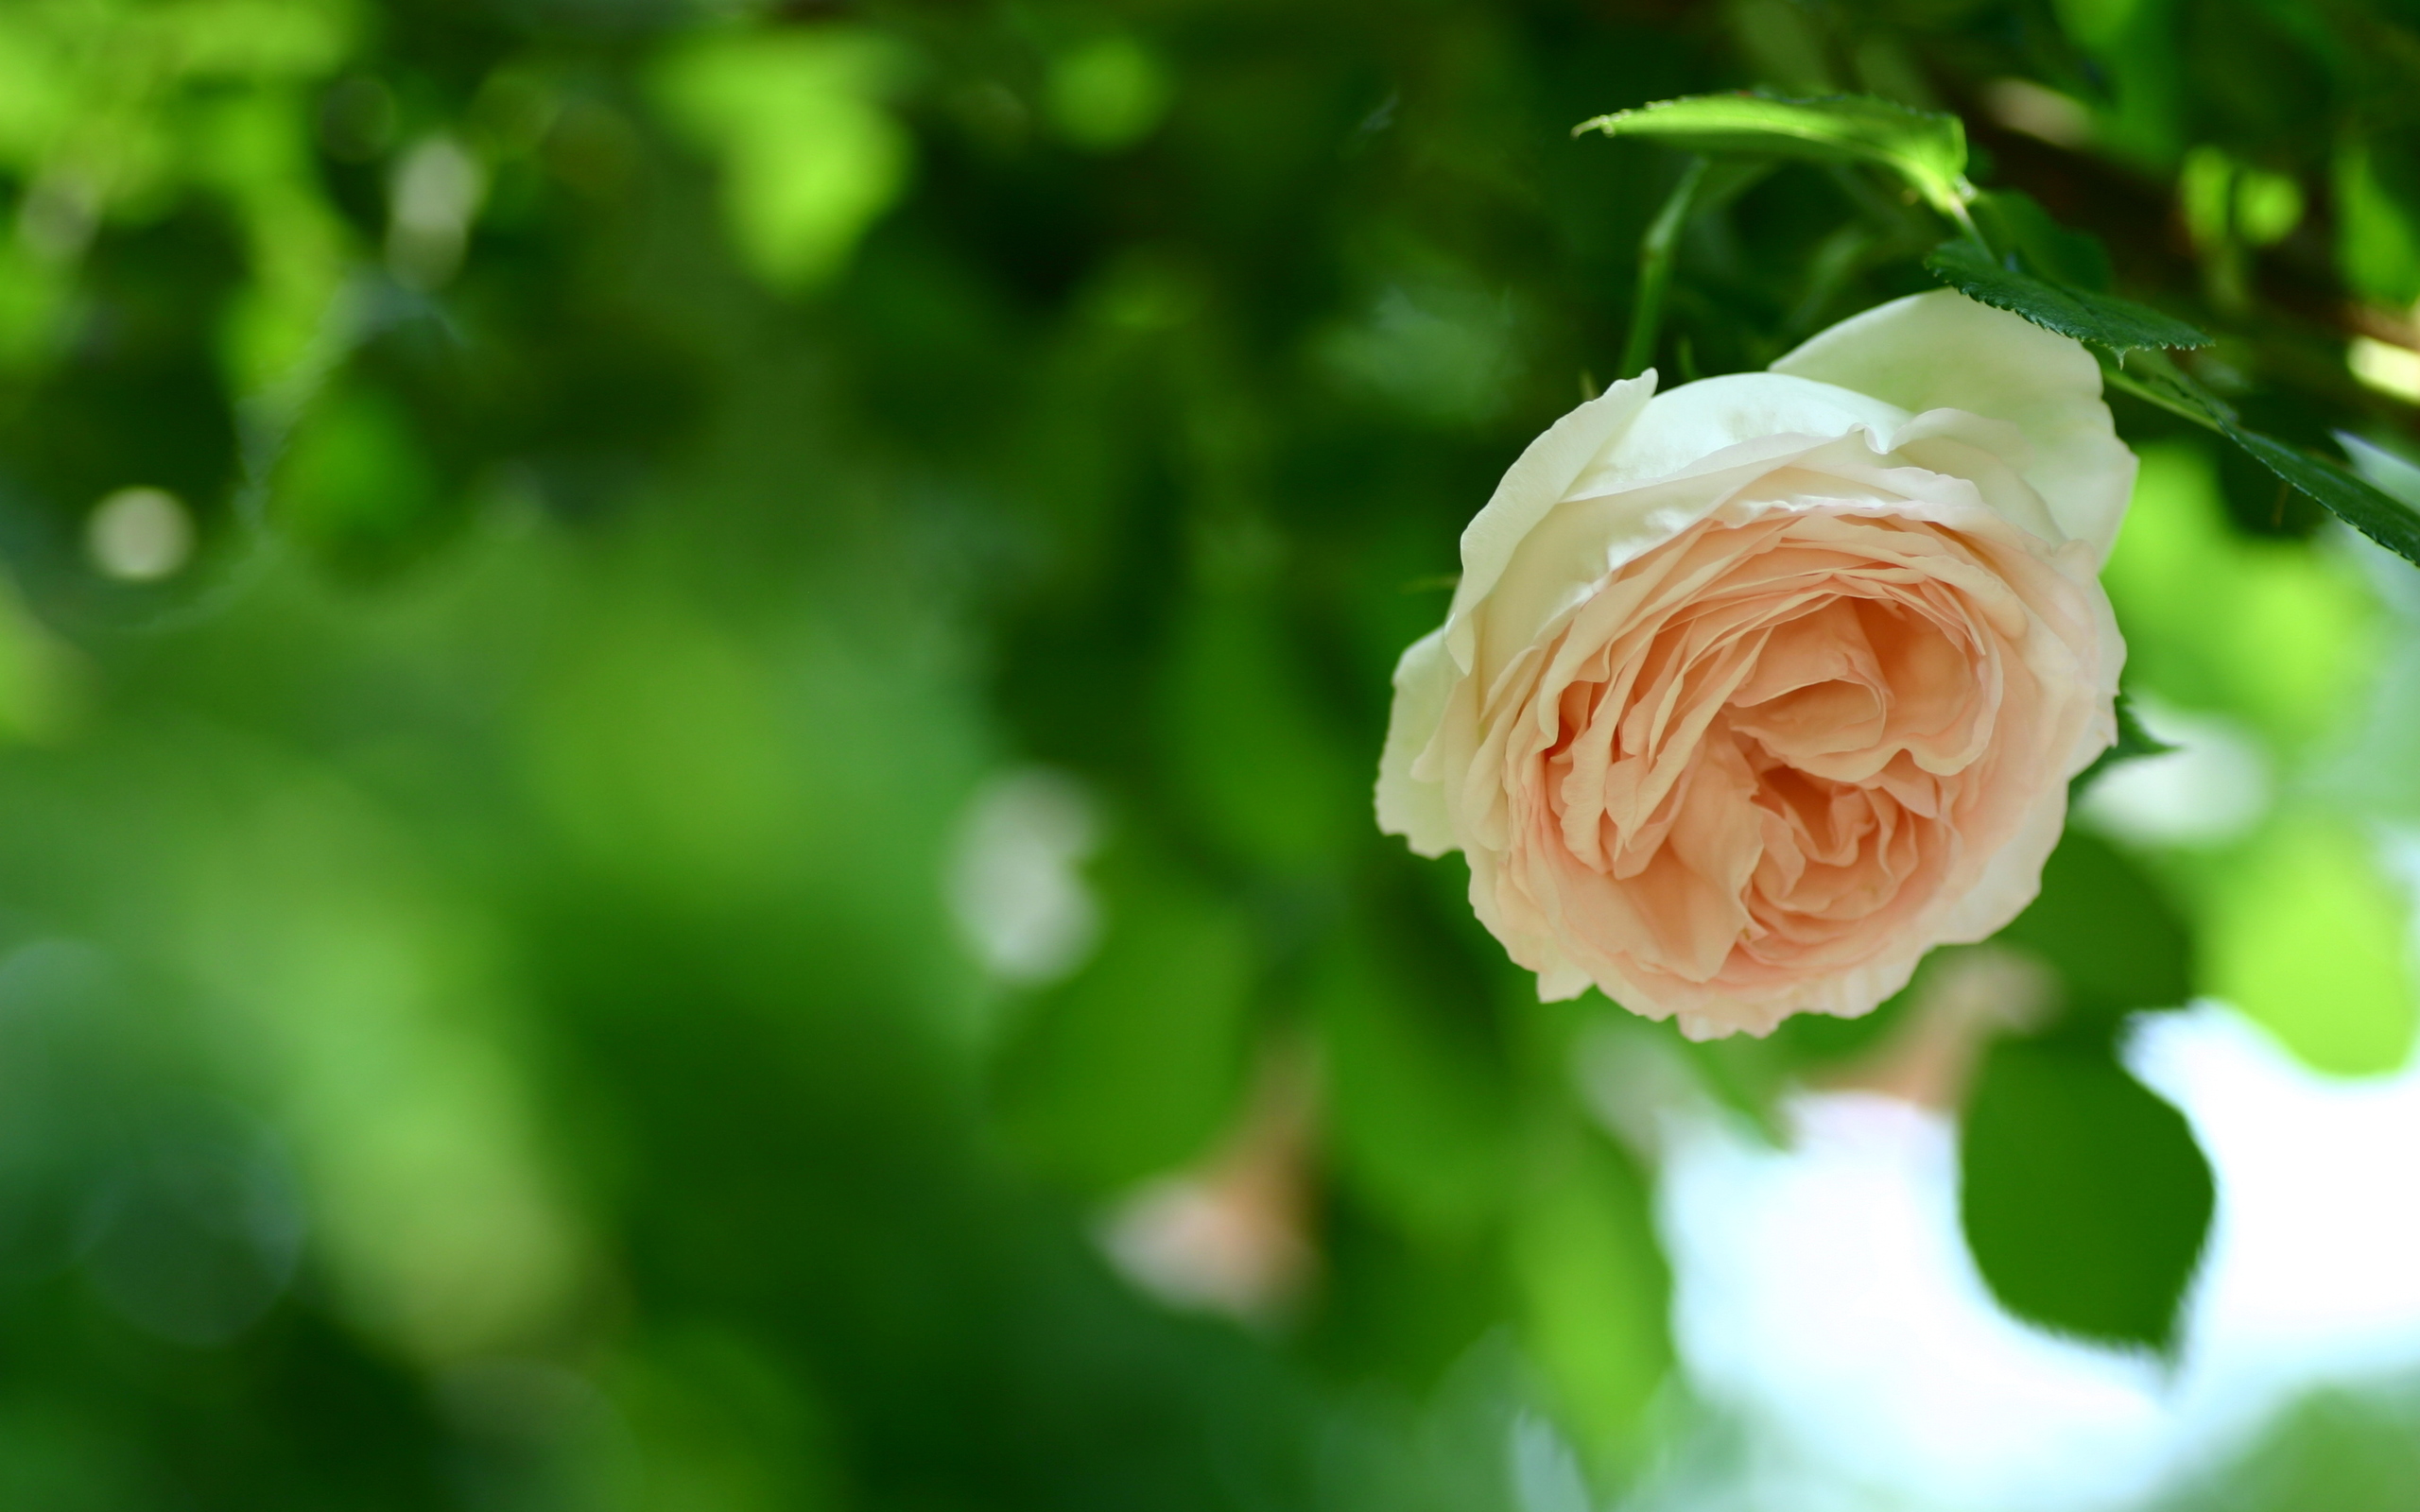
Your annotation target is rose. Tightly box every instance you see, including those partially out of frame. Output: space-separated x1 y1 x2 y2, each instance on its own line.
1376 291 2132 1040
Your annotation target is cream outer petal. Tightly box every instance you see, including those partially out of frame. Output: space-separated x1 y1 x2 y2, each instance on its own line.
1770 289 2137 563
1375 627 1456 855
1443 372 1658 649
1566 372 1909 502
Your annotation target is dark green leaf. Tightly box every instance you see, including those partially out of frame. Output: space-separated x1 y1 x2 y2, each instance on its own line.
1961 1034 2215 1351
994 841 1257 1193
2071 692 2178 797
1574 94 1973 218
1674 977 1921 1139
1311 926 1512 1240
2105 368 2420 566
1972 189 2113 292
1163 594 1367 868
1994 829 2195 1023
2218 421 2420 567
1925 240 2212 353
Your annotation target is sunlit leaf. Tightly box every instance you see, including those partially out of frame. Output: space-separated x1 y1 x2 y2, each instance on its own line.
1575 93 1974 219
2167 1382 2420 1510
1925 240 2211 353
2204 817 2418 1077
1511 1120 1669 1469
651 29 912 291
2334 138 2420 306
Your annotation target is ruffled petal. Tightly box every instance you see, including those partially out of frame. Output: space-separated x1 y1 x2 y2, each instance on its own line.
1770 289 2136 563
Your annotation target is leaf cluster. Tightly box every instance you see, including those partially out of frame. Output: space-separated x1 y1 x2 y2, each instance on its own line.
1579 90 2420 571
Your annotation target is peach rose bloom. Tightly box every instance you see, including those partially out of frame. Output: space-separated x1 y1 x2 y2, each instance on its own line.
1377 292 2133 1039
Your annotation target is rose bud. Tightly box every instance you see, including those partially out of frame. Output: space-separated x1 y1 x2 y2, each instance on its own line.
1377 291 2133 1040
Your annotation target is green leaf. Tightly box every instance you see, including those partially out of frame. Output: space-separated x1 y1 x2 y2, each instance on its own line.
1993 829 2194 1024
2104 368 2420 568
2172 1383 2420 1507
2218 421 2420 568
2071 692 2178 796
651 28 913 291
1968 813 2209 1353
1574 94 1974 220
1972 189 2114 291
1671 979 1921 1141
2204 816 2418 1077
1961 1033 2214 1352
1925 240 2212 353
1310 926 1512 1240
1511 1120 1670 1469
994 840 1256 1193
1162 594 1367 869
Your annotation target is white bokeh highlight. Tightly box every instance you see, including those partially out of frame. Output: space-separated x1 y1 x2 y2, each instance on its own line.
945 766 1101 987
87 486 194 582
2076 701 2272 850
1634 1006 2420 1510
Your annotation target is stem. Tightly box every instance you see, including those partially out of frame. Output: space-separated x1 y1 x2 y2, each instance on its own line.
1941 186 1989 251
1621 155 1707 381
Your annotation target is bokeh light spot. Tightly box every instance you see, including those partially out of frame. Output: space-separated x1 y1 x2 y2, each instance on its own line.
86 488 194 582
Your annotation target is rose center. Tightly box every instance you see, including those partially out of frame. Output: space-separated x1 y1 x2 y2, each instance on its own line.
1726 593 1978 783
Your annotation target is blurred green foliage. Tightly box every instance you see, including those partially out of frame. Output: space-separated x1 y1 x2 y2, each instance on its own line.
0 0 2417 1507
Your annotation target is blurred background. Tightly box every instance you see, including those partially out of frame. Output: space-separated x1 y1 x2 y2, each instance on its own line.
5 0 2420 1507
